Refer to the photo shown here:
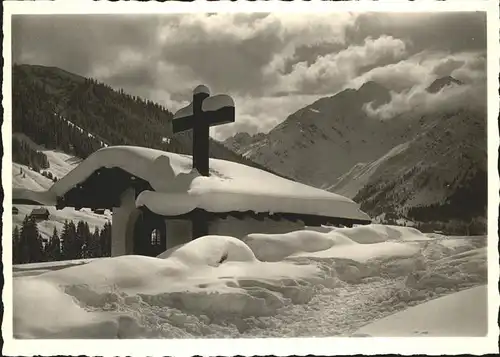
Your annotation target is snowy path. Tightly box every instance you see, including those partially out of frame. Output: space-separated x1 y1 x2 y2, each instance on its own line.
239 277 403 337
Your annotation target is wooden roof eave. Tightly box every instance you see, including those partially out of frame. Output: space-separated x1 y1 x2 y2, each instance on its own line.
140 207 371 227
56 167 152 210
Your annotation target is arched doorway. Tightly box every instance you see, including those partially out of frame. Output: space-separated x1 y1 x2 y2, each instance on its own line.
133 211 167 257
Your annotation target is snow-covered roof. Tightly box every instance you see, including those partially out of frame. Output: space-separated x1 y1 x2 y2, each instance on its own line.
30 207 50 215
13 146 370 221
13 187 57 206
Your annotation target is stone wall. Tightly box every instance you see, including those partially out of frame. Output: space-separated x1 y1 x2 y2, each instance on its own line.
111 188 140 257
208 216 304 239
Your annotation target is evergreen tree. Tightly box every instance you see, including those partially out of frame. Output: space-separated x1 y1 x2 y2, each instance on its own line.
100 221 112 257
12 226 21 264
39 235 49 262
46 227 62 261
60 220 71 260
76 220 86 258
62 220 81 260
19 215 44 263
12 137 50 170
75 220 92 258
89 226 101 258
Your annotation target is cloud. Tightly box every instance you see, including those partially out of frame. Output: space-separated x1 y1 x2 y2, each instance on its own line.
363 81 486 120
12 12 487 140
346 12 486 54
12 15 163 77
433 58 466 78
274 35 407 95
348 50 486 92
156 13 357 96
359 48 486 120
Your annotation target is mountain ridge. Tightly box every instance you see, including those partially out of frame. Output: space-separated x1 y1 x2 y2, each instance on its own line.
223 76 486 227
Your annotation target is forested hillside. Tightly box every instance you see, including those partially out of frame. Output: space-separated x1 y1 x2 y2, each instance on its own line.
12 137 49 172
12 64 280 175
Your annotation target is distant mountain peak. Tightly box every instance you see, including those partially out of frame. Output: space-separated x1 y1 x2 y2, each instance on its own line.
427 76 463 93
357 80 387 92
223 131 266 153
355 80 391 108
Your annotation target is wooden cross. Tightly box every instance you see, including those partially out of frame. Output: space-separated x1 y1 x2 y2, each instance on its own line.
172 85 235 176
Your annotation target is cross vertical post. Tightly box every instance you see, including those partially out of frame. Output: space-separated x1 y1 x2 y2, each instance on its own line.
172 85 236 176
192 88 210 176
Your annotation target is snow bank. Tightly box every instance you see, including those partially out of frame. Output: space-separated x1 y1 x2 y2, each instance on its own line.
243 230 355 262
334 224 430 244
13 235 329 338
12 227 489 339
157 235 257 266
353 285 488 337
13 146 370 221
13 259 96 278
244 225 426 262
294 241 420 263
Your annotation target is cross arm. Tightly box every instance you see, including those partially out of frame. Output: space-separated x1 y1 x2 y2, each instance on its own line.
172 102 195 133
172 115 195 133
202 94 236 127
205 106 236 127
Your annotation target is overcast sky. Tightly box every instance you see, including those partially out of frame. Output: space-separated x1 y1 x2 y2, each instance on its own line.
12 12 486 140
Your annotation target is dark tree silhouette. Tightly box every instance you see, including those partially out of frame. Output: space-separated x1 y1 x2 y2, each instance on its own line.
18 215 44 263
45 227 62 262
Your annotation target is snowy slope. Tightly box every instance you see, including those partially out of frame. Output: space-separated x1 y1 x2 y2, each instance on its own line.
13 204 111 240
12 140 111 239
329 142 410 198
223 81 416 188
350 108 486 218
54 112 109 148
12 225 489 339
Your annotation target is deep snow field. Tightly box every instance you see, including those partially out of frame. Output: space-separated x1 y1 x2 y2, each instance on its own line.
13 224 488 339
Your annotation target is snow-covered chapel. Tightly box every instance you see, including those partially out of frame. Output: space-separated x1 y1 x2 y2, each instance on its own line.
13 85 371 257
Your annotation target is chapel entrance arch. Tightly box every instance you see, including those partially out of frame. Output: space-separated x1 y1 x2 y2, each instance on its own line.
133 210 167 257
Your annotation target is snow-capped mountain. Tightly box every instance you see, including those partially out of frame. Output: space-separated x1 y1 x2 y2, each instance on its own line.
223 131 266 157
225 81 412 188
223 77 486 224
426 76 464 93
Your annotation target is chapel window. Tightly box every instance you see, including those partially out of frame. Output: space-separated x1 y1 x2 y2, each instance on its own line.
150 228 162 246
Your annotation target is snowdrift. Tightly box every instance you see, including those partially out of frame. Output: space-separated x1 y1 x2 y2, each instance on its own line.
14 235 329 338
13 225 488 338
354 285 488 337
13 146 370 221
157 235 257 265
244 225 426 262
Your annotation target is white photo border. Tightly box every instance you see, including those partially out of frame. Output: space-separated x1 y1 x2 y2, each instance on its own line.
2 1 499 355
